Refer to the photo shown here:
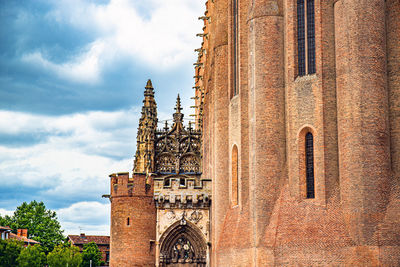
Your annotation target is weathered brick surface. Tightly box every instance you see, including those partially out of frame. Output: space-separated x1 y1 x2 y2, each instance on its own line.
335 0 391 245
387 0 400 186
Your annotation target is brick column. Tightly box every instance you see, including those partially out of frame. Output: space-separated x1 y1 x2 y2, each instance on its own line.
334 0 391 245
212 0 229 261
248 0 285 265
387 0 400 185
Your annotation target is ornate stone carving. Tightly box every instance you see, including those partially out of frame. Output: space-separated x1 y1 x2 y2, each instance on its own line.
154 95 202 176
189 210 203 224
166 210 176 221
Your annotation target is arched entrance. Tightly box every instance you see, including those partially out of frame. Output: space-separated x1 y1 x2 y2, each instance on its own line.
159 220 207 267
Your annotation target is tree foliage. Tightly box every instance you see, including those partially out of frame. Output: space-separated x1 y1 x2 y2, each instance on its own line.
0 239 23 267
81 242 102 267
0 201 64 253
47 244 82 267
16 244 46 267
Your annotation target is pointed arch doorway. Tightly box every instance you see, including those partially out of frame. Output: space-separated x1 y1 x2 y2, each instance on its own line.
159 220 207 267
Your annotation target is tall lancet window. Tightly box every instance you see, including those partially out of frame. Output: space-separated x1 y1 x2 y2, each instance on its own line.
232 0 239 96
297 0 315 76
305 132 315 198
297 0 306 76
307 0 316 74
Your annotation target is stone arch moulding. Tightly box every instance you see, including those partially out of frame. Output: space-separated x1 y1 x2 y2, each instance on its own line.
297 125 317 200
159 220 207 266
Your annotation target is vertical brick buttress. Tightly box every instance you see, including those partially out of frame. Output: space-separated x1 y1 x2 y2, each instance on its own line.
387 0 400 188
247 0 285 265
334 0 391 245
212 0 229 264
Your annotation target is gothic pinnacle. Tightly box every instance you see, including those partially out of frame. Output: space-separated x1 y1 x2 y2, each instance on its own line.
144 79 154 97
145 79 153 88
175 94 182 114
173 94 184 124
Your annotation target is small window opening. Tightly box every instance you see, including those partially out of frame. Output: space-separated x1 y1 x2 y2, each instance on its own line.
305 132 315 198
127 217 130 226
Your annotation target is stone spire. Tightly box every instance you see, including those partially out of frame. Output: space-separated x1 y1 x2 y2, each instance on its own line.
173 94 184 124
133 79 158 174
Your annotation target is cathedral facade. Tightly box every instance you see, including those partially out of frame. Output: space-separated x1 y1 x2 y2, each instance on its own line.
107 0 400 266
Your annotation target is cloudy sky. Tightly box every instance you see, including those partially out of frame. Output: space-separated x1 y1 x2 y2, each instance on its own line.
0 0 205 235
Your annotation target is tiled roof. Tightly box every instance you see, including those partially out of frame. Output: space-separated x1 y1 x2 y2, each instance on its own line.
9 233 40 244
0 226 12 231
68 235 110 245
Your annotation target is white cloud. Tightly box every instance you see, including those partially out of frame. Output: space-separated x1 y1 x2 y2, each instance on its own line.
21 40 105 84
0 208 14 217
57 201 110 235
0 108 141 235
23 0 205 84
0 108 139 190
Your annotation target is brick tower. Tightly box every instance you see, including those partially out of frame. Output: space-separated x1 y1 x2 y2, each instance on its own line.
109 80 157 267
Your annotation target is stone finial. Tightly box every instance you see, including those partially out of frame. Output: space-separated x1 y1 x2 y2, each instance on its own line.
173 94 184 124
144 79 154 97
145 79 153 89
175 94 182 113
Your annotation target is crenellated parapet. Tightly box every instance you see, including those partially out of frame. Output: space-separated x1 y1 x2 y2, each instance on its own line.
109 172 153 200
153 175 211 209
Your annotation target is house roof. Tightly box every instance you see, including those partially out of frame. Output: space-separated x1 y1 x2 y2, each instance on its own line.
68 234 110 245
0 226 12 231
9 233 40 244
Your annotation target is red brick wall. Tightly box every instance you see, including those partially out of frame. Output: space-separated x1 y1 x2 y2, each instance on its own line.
201 0 400 266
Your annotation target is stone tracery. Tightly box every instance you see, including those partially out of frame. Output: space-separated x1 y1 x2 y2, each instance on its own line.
154 95 202 175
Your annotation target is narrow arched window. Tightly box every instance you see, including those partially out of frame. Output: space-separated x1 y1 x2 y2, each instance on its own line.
231 145 239 206
297 0 316 76
127 217 130 226
305 132 315 198
307 0 316 74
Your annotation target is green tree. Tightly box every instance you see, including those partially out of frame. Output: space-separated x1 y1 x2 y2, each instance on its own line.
81 242 102 267
0 201 64 253
16 244 46 267
47 244 82 267
0 239 23 267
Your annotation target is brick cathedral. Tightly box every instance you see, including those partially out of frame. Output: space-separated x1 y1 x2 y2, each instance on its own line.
107 0 400 266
